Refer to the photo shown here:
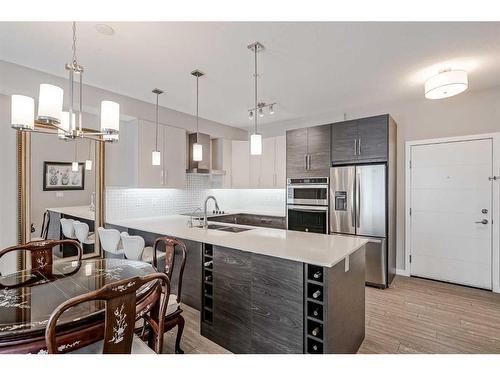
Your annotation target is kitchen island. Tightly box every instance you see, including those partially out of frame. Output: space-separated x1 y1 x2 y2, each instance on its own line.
108 215 368 354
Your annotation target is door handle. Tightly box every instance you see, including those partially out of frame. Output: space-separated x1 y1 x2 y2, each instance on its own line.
308 154 311 170
356 171 361 228
358 138 361 155
354 139 357 155
475 219 489 225
304 154 308 170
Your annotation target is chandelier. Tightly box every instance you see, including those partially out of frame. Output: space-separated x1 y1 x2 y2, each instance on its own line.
10 22 120 143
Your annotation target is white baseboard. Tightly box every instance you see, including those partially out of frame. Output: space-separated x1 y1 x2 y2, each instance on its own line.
396 268 410 277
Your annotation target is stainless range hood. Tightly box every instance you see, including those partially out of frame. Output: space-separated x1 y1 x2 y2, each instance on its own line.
186 132 226 175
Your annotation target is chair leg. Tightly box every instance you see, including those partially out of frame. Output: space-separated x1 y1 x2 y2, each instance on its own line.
175 315 185 354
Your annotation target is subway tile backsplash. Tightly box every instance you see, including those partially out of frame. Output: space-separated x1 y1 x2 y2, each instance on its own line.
106 174 285 221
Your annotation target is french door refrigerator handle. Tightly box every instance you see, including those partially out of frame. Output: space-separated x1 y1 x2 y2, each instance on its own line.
356 169 361 228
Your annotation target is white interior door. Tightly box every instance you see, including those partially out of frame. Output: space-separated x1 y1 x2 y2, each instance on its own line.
410 138 493 289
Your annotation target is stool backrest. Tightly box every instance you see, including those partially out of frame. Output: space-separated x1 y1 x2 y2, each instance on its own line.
45 272 170 354
60 218 76 239
97 227 122 253
40 210 51 240
73 221 90 243
120 233 146 261
153 236 187 304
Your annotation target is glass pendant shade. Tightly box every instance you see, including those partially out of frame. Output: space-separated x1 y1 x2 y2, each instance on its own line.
37 84 63 125
85 159 92 170
11 95 35 131
59 111 76 139
425 70 468 99
152 150 161 166
100 100 120 134
250 133 262 155
193 143 203 161
71 161 79 172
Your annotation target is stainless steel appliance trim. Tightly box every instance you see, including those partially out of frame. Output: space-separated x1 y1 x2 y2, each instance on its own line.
287 205 328 212
287 198 328 206
287 184 329 189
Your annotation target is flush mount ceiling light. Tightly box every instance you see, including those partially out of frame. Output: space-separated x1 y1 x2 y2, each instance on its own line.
424 69 468 100
95 23 115 36
151 88 164 166
191 69 205 162
9 22 120 143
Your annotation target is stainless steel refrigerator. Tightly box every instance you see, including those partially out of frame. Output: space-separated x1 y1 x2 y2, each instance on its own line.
330 164 395 288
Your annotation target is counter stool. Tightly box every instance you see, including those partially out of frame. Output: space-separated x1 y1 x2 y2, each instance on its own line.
60 218 77 240
121 232 166 264
97 227 125 258
73 221 96 255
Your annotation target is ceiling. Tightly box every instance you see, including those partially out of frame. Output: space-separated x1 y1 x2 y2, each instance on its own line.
1 22 500 129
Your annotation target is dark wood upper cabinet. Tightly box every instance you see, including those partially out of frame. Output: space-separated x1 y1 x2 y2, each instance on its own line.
286 125 330 178
331 120 358 163
331 114 389 165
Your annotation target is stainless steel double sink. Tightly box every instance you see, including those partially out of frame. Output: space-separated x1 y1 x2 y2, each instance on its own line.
196 224 253 233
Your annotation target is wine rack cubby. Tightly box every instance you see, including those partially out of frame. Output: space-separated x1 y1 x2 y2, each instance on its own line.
305 264 325 353
202 244 214 324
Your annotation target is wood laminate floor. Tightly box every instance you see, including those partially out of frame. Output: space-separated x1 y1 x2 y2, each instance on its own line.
162 276 500 354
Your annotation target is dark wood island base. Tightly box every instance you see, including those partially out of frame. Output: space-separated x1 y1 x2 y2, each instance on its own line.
200 244 366 354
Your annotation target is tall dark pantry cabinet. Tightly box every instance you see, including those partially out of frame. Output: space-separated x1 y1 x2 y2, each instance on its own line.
330 114 397 288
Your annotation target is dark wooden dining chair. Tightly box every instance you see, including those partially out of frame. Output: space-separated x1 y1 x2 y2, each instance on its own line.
151 236 187 354
0 239 82 286
45 272 171 354
40 210 51 240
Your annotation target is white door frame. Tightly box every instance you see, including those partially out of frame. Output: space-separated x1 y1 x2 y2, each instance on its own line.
405 132 500 293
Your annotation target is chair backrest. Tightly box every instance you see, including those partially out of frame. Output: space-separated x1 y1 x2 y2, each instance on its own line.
120 233 146 261
45 272 170 354
97 227 122 253
40 210 51 240
60 218 76 239
0 239 82 286
73 221 90 243
153 236 187 303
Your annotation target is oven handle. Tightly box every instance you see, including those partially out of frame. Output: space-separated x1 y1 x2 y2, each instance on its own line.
287 205 328 212
287 184 329 189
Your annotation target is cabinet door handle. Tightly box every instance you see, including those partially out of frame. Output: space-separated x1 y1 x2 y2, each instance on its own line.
161 169 164 185
354 139 357 155
308 154 312 171
304 154 308 170
358 138 361 155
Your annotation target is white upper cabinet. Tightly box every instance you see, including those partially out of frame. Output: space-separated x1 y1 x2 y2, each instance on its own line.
230 136 286 189
106 119 139 187
231 140 250 188
275 135 286 188
138 119 186 188
163 125 187 188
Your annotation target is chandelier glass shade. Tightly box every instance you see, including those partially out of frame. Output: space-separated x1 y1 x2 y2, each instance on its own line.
11 95 34 131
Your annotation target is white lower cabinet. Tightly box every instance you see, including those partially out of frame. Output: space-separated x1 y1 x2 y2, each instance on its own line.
230 135 286 188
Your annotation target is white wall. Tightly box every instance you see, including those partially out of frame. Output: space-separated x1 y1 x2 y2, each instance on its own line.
0 95 18 275
254 86 500 271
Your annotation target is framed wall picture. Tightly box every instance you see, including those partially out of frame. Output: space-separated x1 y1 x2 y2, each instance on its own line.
43 162 85 191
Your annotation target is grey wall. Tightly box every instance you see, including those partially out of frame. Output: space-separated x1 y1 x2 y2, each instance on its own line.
253 86 500 271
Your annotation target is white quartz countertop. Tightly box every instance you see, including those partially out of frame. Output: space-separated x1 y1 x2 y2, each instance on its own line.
46 206 95 221
108 215 367 268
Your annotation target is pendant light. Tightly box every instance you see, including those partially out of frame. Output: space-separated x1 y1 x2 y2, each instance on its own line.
151 88 163 166
191 69 205 162
248 42 264 156
72 140 79 172
85 141 93 171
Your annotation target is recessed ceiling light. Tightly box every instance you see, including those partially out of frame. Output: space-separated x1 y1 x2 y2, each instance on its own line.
95 23 114 36
424 69 468 100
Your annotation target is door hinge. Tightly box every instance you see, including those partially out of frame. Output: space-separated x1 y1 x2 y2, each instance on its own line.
409 254 412 263
409 160 412 169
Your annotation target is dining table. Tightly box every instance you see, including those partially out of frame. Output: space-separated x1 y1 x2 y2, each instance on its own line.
0 258 159 354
